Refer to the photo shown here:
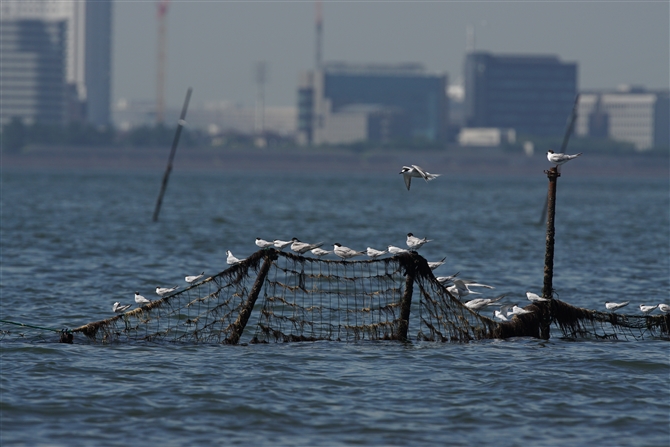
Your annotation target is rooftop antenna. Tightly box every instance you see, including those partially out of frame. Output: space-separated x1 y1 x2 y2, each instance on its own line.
156 0 169 124
254 61 267 139
315 0 323 69
466 24 475 53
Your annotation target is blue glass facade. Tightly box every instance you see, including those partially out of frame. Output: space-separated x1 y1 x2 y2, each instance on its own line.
298 65 448 145
323 72 447 142
465 52 577 137
0 19 67 125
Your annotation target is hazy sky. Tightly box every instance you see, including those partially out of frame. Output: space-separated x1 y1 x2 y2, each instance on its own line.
113 1 669 110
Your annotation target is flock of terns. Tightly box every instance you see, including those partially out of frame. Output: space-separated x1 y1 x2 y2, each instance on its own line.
112 153 668 322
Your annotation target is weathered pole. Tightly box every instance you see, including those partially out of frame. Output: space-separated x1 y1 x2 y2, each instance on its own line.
225 250 277 344
396 253 417 342
543 166 560 299
540 166 560 340
152 87 193 222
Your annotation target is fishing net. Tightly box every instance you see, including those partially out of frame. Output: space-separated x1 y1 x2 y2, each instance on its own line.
2 249 668 344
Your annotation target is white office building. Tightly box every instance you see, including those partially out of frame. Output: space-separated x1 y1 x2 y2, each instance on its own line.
577 86 669 151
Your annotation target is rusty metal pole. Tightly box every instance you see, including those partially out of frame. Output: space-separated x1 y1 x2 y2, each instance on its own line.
540 166 560 340
543 167 560 299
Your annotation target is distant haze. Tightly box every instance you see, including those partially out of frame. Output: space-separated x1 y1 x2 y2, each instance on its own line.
113 1 669 109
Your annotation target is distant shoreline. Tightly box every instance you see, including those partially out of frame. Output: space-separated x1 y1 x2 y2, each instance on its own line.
2 146 668 178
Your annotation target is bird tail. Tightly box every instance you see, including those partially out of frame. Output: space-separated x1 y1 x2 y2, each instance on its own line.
426 173 441 181
490 294 507 304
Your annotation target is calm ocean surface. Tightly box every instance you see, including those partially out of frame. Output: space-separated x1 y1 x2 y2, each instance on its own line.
1 167 668 446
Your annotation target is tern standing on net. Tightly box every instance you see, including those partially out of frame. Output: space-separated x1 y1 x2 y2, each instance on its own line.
185 272 205 284
366 247 387 258
273 239 292 250
226 250 244 265
658 303 670 313
388 245 409 255
406 233 431 251
526 291 550 303
255 238 274 249
291 238 324 254
605 301 629 311
156 285 179 296
310 247 332 257
639 304 658 315
135 292 151 306
113 302 132 313
399 165 440 191
427 257 446 270
464 294 505 312
333 243 366 259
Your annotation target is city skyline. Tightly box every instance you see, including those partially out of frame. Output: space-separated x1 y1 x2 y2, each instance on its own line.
113 1 669 111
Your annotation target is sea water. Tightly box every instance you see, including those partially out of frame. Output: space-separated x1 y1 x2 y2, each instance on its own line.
1 169 668 446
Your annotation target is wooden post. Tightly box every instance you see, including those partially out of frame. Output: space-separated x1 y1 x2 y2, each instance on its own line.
152 87 193 222
225 250 277 344
397 253 416 342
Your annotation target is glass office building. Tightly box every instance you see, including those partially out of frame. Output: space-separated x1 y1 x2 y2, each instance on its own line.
298 63 448 145
0 19 67 125
464 52 577 137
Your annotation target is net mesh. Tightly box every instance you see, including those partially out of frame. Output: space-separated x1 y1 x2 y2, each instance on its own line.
2 249 668 344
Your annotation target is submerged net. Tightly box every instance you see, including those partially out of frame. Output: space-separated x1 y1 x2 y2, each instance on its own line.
3 249 667 344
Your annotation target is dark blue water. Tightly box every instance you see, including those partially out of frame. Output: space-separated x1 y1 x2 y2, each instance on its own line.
1 169 668 446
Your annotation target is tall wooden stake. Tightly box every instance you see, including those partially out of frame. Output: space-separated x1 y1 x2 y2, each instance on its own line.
152 87 192 222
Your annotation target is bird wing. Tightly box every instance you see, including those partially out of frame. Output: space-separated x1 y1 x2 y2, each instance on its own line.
411 165 430 181
403 173 412 190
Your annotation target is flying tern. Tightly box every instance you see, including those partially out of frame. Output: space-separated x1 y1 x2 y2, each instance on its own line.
639 304 658 315
255 238 274 249
156 285 179 296
605 301 629 311
447 279 494 299
185 272 205 284
366 247 388 258
333 243 366 259
134 292 151 306
226 250 244 265
113 302 132 313
526 291 550 303
290 238 324 254
399 165 441 191
406 233 431 250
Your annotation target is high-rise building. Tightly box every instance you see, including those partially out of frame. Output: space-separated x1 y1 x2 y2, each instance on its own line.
464 51 577 137
298 63 448 146
0 19 67 125
0 0 112 127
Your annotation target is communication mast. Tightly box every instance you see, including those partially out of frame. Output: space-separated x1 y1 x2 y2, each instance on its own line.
315 1 323 70
156 0 169 124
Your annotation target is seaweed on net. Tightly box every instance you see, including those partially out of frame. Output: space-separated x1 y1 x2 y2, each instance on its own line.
55 249 669 344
